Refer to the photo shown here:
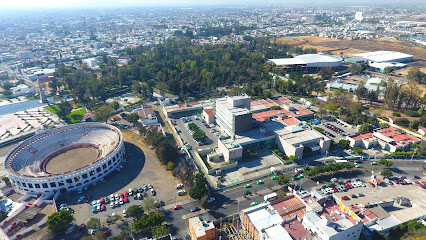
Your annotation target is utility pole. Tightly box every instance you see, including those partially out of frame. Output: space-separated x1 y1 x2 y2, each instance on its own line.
411 147 418 161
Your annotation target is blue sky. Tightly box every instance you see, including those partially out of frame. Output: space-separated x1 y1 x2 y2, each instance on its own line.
1 0 424 9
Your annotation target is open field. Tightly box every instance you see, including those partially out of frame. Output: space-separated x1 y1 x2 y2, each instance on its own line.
273 36 426 75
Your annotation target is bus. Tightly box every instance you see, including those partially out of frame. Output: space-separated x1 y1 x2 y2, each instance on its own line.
334 160 349 163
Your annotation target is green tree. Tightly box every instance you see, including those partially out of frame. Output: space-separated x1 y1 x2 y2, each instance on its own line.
407 221 426 232
353 147 363 154
349 63 363 74
289 155 298 161
165 161 175 171
318 67 333 80
47 210 74 236
109 101 120 111
395 118 410 127
151 225 171 238
189 173 208 200
86 217 101 229
93 105 113 122
277 189 286 199
379 158 393 167
381 169 393 177
358 123 373 134
155 143 177 165
200 194 209 209
383 66 394 74
126 112 140 125
338 139 350 149
127 205 144 219
142 197 156 213
409 120 420 130
276 175 291 186
93 231 107 240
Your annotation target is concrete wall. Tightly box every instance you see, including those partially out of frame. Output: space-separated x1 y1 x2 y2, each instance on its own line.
217 139 243 162
233 114 252 134
319 138 331 153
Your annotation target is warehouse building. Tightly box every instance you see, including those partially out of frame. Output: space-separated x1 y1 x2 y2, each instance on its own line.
268 54 342 72
352 51 413 63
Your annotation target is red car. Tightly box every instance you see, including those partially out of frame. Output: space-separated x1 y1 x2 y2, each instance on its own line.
124 191 129 197
100 204 106 211
124 197 128 203
173 205 181 210
341 196 350 200
84 195 92 203
120 193 124 198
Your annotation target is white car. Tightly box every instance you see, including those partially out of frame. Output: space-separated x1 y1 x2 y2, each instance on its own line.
110 194 114 201
128 189 133 196
110 202 115 208
119 198 124 205
175 184 184 189
115 200 119 207
150 188 156 196
123 209 126 217
97 205 101 212
177 190 186 196
115 194 119 201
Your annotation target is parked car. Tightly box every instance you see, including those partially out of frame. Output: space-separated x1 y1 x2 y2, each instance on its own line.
173 205 181 210
176 184 184 189
191 207 200 212
207 197 215 203
244 184 251 188
151 188 156 196
341 196 350 200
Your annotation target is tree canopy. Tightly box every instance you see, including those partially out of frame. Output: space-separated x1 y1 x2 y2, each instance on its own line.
47 210 74 236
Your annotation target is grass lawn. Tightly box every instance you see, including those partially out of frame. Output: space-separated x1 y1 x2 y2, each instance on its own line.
44 105 60 115
69 108 87 123
44 105 86 123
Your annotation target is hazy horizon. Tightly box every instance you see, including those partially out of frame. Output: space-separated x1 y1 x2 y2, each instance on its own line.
1 0 425 10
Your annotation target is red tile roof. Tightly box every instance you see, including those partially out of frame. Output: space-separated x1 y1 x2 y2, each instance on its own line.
272 195 306 220
203 109 214 116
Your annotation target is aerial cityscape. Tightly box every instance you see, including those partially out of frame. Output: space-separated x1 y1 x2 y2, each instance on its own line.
0 1 426 240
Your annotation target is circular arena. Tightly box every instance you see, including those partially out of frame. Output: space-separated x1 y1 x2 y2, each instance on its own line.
4 123 125 194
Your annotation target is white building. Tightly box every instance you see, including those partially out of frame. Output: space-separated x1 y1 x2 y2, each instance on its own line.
268 54 342 71
303 210 363 240
9 84 34 97
25 68 55 81
355 12 364 21
241 202 293 240
215 94 252 136
82 58 99 68
353 51 413 63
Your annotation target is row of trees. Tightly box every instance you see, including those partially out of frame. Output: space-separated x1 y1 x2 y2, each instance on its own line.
140 127 178 166
304 162 354 177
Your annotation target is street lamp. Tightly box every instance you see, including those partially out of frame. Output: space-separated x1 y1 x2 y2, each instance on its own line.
411 147 418 161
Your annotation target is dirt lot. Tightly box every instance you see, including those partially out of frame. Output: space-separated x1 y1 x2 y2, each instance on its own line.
273 36 426 75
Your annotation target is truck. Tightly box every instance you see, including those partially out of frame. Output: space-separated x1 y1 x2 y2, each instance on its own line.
264 192 278 202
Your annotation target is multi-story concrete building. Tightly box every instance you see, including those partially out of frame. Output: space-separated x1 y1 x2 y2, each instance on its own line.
302 210 363 240
241 202 293 240
188 216 216 240
215 94 252 136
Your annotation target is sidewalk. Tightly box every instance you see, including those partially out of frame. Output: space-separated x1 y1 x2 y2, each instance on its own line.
163 198 196 210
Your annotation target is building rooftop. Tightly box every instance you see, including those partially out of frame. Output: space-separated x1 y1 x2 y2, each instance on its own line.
271 195 307 220
188 216 215 238
243 203 293 240
353 51 413 63
203 108 214 116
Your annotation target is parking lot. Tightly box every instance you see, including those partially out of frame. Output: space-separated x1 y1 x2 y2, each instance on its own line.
172 114 221 152
314 120 357 141
57 133 187 232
